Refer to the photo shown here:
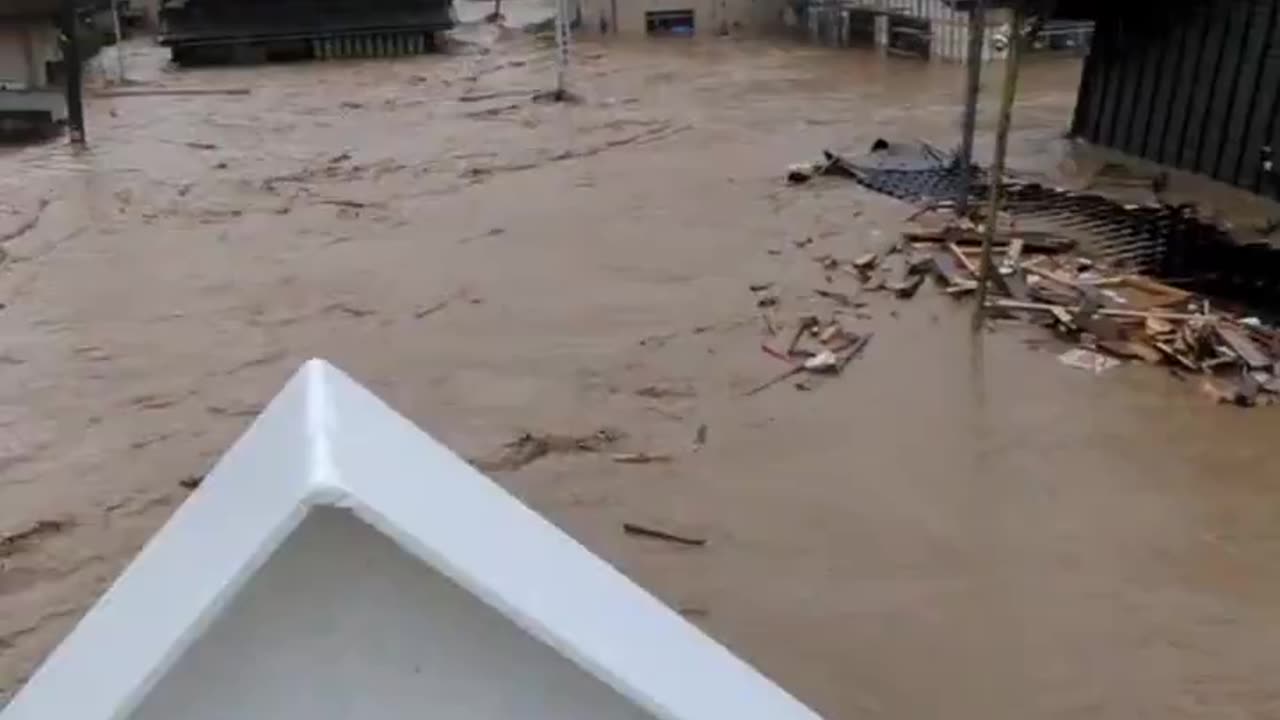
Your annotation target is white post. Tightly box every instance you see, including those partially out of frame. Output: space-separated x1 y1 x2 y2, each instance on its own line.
111 0 127 83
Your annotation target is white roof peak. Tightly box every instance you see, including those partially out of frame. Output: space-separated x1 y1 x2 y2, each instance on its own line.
1 359 821 720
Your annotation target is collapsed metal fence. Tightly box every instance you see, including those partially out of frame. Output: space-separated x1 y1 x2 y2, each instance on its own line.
795 0 1091 60
832 142 1280 306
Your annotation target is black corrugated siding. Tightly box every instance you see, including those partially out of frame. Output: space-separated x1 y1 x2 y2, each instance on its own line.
1072 0 1280 200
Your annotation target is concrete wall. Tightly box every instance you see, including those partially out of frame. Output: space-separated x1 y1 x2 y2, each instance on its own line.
0 23 59 90
140 0 161 28
580 0 786 35
127 508 658 720
795 0 1012 61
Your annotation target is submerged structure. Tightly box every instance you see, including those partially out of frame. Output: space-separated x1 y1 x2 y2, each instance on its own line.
0 360 820 720
157 0 456 64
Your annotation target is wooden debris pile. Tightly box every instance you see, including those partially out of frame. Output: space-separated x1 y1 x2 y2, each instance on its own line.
900 223 1280 408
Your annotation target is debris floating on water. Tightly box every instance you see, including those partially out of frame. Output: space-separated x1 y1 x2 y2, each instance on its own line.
623 522 707 547
0 519 70 559
915 220 1280 406
1058 348 1121 375
472 428 625 472
611 452 674 464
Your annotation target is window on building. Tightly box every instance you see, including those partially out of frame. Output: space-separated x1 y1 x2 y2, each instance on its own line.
646 9 695 36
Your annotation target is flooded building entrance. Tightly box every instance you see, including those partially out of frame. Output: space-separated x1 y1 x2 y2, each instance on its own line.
645 9 696 35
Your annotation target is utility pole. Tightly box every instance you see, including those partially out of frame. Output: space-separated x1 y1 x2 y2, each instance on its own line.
956 0 986 217
60 0 85 145
111 0 127 82
553 0 570 99
972 0 1028 331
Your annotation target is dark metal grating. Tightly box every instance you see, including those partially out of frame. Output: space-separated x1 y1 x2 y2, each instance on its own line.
837 142 1280 307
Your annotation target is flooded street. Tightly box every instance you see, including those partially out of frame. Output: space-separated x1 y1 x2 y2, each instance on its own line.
3 11 1280 718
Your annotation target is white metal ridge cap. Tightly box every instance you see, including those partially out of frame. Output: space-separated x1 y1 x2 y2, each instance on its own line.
3 359 822 720
313 360 823 720
0 360 344 720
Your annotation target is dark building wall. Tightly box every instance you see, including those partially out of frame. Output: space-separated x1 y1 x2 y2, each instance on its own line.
1072 1 1280 200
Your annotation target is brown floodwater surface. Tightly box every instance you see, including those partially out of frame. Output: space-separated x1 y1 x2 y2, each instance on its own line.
2 14 1280 719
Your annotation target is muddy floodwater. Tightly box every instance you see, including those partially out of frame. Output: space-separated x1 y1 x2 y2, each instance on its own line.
3 12 1280 719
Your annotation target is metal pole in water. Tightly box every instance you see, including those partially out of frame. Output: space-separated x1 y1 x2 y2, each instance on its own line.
972 0 1026 332
956 0 986 217
60 0 85 145
110 0 127 82
554 0 569 98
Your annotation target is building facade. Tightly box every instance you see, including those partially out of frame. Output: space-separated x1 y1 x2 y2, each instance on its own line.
789 0 1091 61
0 2 67 131
1072 0 1280 199
577 0 787 35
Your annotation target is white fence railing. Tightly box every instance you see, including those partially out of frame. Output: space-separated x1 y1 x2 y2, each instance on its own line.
791 0 1092 62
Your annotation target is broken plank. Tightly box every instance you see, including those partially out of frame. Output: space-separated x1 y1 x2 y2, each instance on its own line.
611 453 674 464
94 88 252 98
998 269 1032 302
413 299 451 319
742 364 806 396
1155 341 1202 371
1216 324 1273 369
931 249 971 286
948 242 978 276
1021 261 1085 291
786 316 819 355
814 289 864 308
852 252 879 271
1003 238 1025 267
623 522 707 547
1098 339 1164 364
986 299 1204 321
836 332 873 371
891 273 924 299
1096 274 1191 309
903 228 1074 253
882 254 909 291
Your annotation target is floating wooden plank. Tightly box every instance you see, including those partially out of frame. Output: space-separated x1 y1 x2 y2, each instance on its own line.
1093 274 1192 310
902 228 1074 253
1099 339 1164 364
987 299 1205 321
1216 324 1273 369
931 249 971 286
813 288 863 308
0 361 820 720
1003 237 1025 267
948 242 979 276
851 252 878 270
1155 341 1202 371
882 254 909 292
892 273 925 299
998 269 1032 302
622 523 706 547
92 88 252 98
